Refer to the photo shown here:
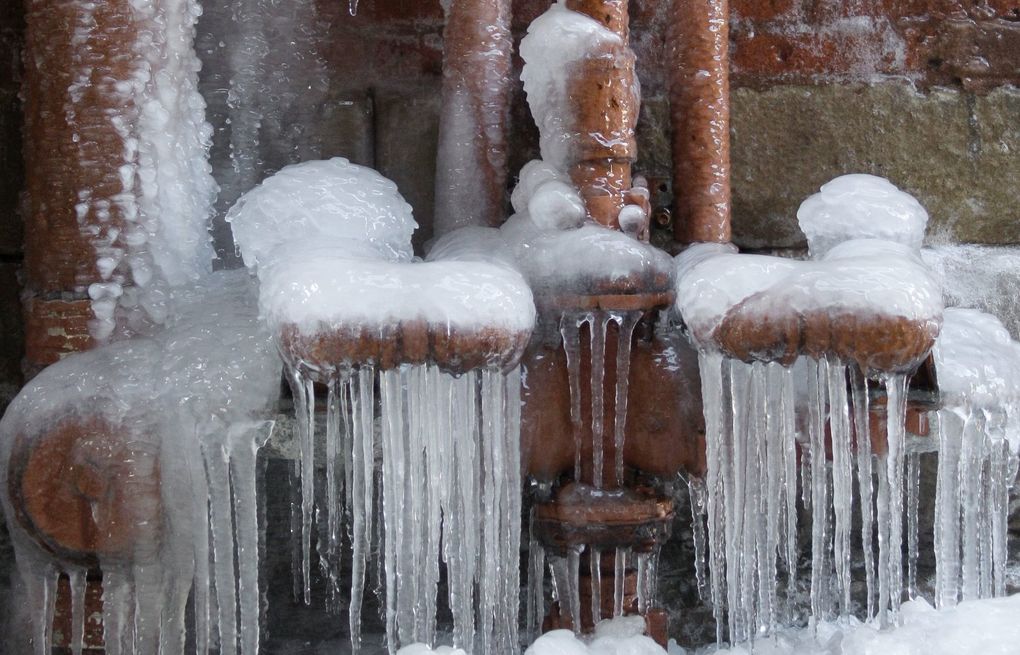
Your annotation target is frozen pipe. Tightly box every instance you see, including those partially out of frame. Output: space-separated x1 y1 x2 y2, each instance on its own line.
668 0 732 244
20 0 140 368
433 0 513 236
564 0 640 229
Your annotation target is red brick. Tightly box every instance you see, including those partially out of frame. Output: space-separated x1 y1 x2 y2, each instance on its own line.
732 0 799 22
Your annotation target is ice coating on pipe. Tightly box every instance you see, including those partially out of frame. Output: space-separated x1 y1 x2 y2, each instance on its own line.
228 158 536 369
675 240 943 368
501 161 673 300
797 174 929 258
0 269 281 652
226 158 418 268
935 308 1020 417
519 2 624 172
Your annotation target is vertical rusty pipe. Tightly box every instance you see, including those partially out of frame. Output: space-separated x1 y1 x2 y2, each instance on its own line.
21 0 143 370
433 0 513 236
668 0 732 244
565 0 638 230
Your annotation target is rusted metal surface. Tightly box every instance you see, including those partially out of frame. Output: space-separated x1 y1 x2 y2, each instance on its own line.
433 0 513 235
668 0 732 245
713 306 940 376
521 313 705 487
6 417 162 565
561 0 641 230
277 321 531 376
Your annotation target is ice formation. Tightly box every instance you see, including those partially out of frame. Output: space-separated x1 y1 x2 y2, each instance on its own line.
229 158 534 653
922 245 1020 339
0 270 281 654
85 0 218 339
797 174 928 258
519 2 632 173
676 175 947 643
675 239 942 370
931 309 1020 607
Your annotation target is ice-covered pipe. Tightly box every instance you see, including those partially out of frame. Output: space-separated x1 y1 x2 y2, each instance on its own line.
668 0 731 245
521 1 643 231
21 0 216 369
433 0 513 236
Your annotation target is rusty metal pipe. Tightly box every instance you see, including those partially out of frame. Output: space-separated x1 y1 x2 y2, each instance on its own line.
668 0 732 244
20 0 145 369
433 0 513 236
564 0 639 229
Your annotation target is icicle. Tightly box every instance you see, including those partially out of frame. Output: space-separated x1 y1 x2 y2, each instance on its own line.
851 369 876 619
450 370 479 652
884 374 909 620
526 532 546 644
827 361 853 617
808 358 832 625
204 433 238 655
687 477 709 601
501 366 523 652
613 548 628 618
285 366 316 606
229 421 274 655
590 548 602 626
100 568 131 655
906 451 921 599
68 570 86 655
697 351 726 643
349 366 375 653
561 314 584 481
325 375 343 605
614 312 640 484
590 314 608 488
567 547 582 631
380 367 404 652
781 364 798 620
349 0 359 17
960 411 982 602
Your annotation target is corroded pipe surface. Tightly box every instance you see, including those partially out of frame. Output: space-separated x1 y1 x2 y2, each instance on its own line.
564 0 640 229
668 0 732 244
6 418 162 564
433 0 513 235
21 0 140 367
278 322 531 377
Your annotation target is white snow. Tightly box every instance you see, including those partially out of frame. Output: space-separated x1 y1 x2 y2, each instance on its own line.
797 174 928 258
696 595 1020 655
526 617 667 655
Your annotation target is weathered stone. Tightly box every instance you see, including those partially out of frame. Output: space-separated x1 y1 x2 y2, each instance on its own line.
730 83 1020 248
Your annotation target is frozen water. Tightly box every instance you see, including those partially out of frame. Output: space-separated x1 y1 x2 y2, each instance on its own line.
923 245 1020 339
519 3 630 172
84 0 217 339
797 174 928 258
675 239 942 354
227 159 535 340
226 158 417 268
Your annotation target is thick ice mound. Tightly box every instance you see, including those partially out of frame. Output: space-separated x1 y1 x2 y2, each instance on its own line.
675 239 943 353
519 3 627 171
226 157 417 267
798 174 928 258
935 308 1020 415
501 160 671 299
229 159 536 345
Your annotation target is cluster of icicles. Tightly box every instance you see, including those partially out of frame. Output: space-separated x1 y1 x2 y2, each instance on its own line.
523 310 655 642
284 363 523 654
